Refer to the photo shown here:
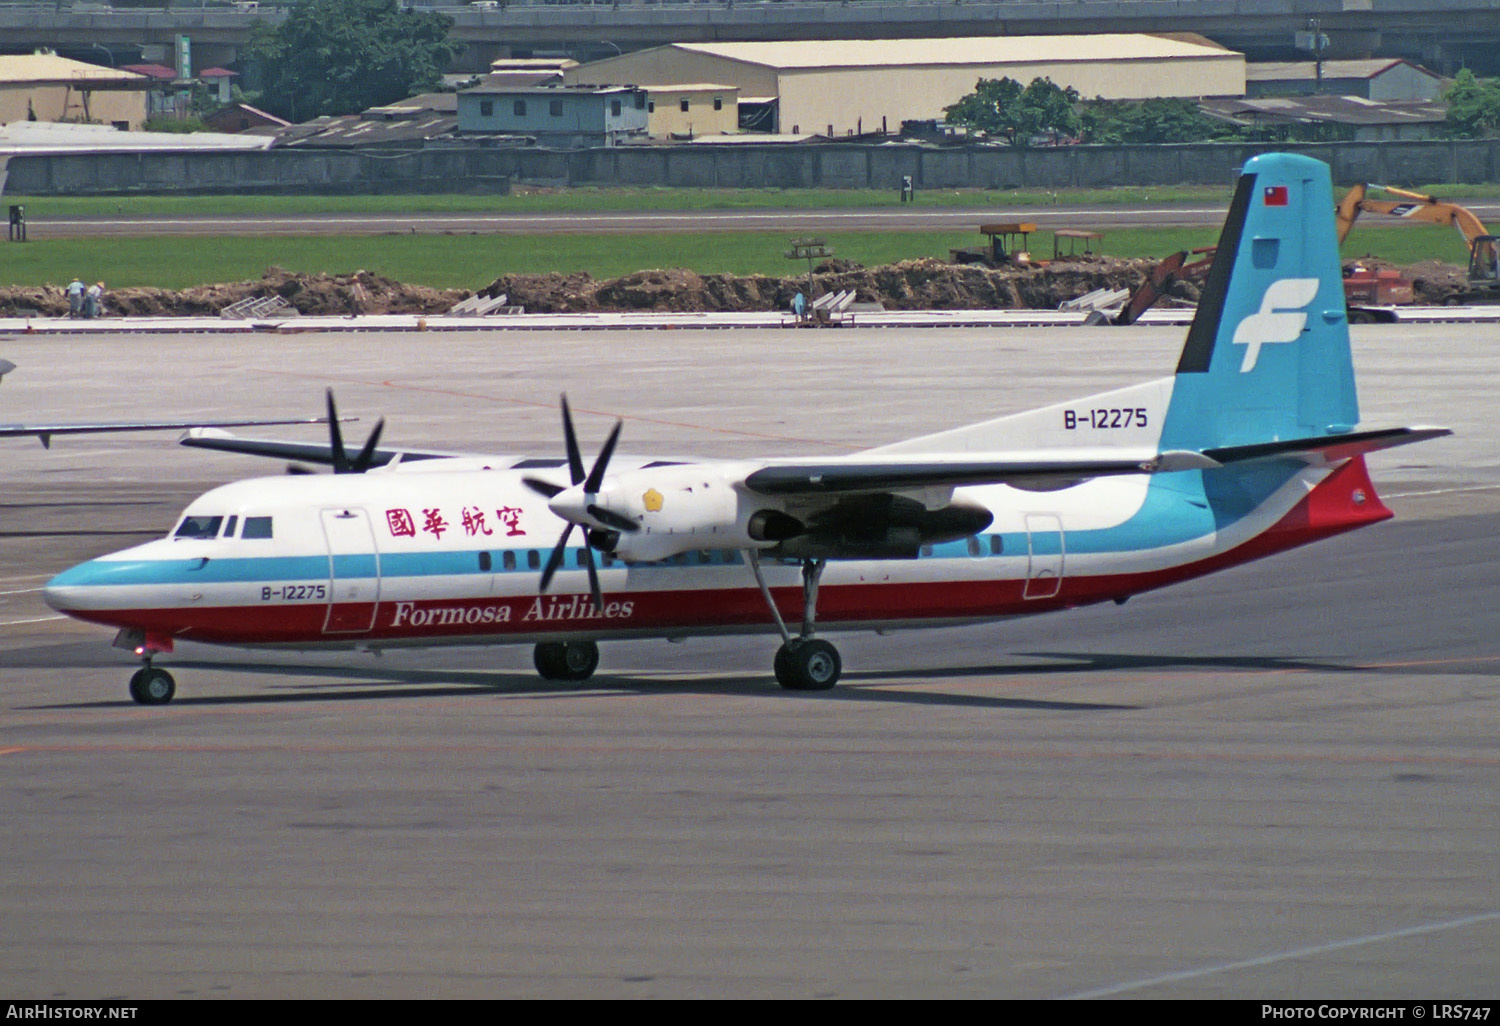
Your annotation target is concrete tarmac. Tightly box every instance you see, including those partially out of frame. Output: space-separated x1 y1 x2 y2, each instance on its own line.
1 325 1497 998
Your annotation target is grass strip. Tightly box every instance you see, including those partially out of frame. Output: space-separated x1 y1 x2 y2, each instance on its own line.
0 226 1471 291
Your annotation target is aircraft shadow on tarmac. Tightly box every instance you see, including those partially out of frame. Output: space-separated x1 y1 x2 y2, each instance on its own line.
28 657 1138 713
17 648 1497 713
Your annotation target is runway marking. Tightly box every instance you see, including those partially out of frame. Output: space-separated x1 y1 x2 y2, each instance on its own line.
0 587 43 596
0 615 65 626
1060 909 1500 999
1385 484 1500 498
42 208 1238 231
0 747 25 756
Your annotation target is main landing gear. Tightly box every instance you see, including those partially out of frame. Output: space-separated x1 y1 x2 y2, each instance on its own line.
128 662 176 705
749 553 841 691
534 640 600 682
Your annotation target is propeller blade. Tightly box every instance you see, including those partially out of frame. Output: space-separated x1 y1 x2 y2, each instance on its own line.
351 417 385 473
326 389 349 474
587 503 639 533
561 395 586 486
582 543 603 613
583 419 623 494
285 464 316 475
522 476 565 499
538 523 574 593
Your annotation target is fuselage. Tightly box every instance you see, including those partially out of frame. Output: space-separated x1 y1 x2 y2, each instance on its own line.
43 451 1391 652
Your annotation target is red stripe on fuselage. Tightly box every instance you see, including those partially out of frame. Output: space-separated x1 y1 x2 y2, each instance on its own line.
66 458 1392 647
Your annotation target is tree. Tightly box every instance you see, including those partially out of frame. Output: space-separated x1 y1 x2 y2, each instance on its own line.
1442 69 1500 139
943 76 1081 146
1078 97 1231 145
245 0 462 122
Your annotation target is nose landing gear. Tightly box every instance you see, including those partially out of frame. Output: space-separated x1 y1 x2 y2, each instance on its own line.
128 664 176 705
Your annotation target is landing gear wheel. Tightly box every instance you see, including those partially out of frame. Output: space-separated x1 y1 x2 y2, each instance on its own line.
533 640 600 682
128 667 176 705
774 639 841 691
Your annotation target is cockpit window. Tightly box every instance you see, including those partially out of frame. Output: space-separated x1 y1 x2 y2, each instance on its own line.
242 517 273 539
174 515 223 540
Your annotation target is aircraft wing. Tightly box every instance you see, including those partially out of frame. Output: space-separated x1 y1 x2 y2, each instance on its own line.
742 448 1220 496
177 428 455 467
0 416 335 448
1 361 338 448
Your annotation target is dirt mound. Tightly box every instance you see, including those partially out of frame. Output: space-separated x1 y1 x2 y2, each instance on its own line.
1 256 1472 319
481 256 1175 314
0 268 465 319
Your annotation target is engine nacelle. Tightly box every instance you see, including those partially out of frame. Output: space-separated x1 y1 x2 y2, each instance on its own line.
589 463 800 563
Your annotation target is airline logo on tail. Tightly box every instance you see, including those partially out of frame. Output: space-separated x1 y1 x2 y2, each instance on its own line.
1231 278 1320 372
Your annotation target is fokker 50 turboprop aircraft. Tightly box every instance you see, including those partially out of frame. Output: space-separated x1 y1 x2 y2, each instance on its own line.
44 153 1449 705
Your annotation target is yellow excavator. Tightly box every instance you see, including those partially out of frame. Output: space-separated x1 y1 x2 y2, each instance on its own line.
1106 183 1500 324
1335 183 1500 296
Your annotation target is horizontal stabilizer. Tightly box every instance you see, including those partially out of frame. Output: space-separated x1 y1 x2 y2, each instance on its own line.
1205 426 1451 466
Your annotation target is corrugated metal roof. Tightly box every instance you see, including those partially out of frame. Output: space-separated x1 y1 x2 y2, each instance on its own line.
673 34 1240 71
1246 59 1439 82
638 83 739 94
1201 95 1447 127
0 53 148 85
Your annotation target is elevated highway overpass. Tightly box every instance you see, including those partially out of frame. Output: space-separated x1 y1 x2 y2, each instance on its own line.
2 1 1499 76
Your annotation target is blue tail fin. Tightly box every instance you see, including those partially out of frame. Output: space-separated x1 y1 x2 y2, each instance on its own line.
1160 153 1358 452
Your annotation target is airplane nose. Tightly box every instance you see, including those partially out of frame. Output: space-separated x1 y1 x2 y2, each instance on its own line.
43 558 143 613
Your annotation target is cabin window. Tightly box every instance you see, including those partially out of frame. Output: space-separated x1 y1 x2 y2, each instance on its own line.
527 550 540 570
242 516 273 539
478 551 492 571
920 544 933 558
174 515 223 540
503 551 516 571
989 536 1003 556
223 516 238 538
967 537 982 557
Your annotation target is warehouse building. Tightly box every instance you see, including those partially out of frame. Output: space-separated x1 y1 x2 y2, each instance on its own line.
1245 59 1446 102
0 53 151 130
563 34 1245 137
457 84 649 147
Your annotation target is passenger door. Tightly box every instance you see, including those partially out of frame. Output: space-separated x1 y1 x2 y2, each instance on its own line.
1023 513 1064 600
321 508 380 633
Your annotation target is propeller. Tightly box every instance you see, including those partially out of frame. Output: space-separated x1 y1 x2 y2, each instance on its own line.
522 395 634 612
326 388 384 474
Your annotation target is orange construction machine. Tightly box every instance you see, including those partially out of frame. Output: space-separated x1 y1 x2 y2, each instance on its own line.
1335 183 1500 299
1106 183 1500 324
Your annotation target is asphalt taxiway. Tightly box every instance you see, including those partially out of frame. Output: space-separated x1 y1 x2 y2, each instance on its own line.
1 325 1497 998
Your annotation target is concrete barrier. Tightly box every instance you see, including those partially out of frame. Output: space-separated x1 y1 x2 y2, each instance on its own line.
6 139 1500 197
